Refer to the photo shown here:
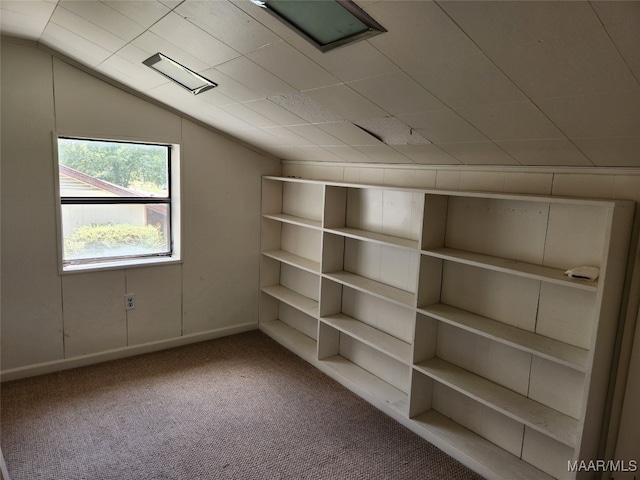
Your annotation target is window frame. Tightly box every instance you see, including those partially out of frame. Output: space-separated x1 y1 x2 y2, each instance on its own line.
53 133 182 274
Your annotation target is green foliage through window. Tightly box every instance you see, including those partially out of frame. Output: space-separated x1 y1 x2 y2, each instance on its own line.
64 223 166 260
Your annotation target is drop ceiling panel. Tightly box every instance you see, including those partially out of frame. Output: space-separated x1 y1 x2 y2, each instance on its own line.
496 139 593 167
149 12 240 68
572 138 640 167
0 1 56 40
50 5 128 53
215 56 296 98
348 72 447 116
286 124 346 146
269 92 344 124
131 31 210 72
353 145 414 164
239 99 307 127
101 1 171 29
175 0 281 54
391 144 461 165
398 110 487 144
488 30 638 100
304 84 388 122
436 142 519 166
285 34 399 83
317 121 384 146
455 102 564 142
57 0 146 42
220 103 280 128
591 1 640 80
246 41 340 92
536 90 640 139
41 22 113 67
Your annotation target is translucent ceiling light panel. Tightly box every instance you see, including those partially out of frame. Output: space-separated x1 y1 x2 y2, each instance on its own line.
143 53 217 94
252 0 386 52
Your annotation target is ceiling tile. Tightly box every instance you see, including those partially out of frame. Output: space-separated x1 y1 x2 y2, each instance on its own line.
40 22 112 67
220 103 279 128
348 72 447 116
149 12 240 68
58 0 145 42
285 34 399 83
286 125 345 146
293 145 346 162
496 139 593 167
456 101 564 142
316 122 384 146
304 84 388 121
198 68 264 104
323 145 375 163
536 89 640 138
215 56 296 98
391 145 461 165
246 41 340 91
398 110 487 144
354 117 430 145
50 4 128 53
439 1 603 53
572 137 640 167
101 1 170 29
229 0 297 41
261 126 312 146
96 50 170 92
0 1 56 40
489 29 638 100
353 145 414 164
367 1 479 66
269 92 344 124
175 0 280 54
591 1 640 81
132 31 210 72
240 99 307 127
436 142 519 165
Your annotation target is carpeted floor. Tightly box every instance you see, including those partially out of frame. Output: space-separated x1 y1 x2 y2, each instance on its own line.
1 330 484 480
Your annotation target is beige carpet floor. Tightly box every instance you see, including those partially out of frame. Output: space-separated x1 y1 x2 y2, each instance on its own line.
1 330 484 480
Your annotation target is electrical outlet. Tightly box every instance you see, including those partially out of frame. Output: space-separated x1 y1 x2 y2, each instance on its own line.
124 293 136 311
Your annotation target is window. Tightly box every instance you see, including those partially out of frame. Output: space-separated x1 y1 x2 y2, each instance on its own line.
55 136 181 272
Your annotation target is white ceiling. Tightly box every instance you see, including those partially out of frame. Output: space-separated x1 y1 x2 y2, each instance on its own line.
2 0 639 167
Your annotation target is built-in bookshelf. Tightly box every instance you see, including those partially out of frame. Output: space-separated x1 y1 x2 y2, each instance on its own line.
259 176 634 480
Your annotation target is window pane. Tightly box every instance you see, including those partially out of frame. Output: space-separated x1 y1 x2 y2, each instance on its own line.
58 138 169 198
61 204 170 262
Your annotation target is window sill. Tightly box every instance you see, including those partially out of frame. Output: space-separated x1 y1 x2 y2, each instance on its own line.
60 256 182 274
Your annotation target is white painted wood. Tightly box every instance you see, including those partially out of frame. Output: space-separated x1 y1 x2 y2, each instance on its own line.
279 302 317 341
126 264 182 346
431 381 527 458
262 213 322 229
340 335 411 393
262 250 320 274
425 247 598 292
62 270 127 357
421 194 448 249
280 263 320 303
420 303 588 371
261 177 283 217
324 226 419 250
521 427 576 480
441 262 540 331
280 223 322 264
417 357 579 447
341 287 414 344
282 181 324 222
445 196 549 265
412 410 554 480
536 283 596 350
343 238 419 293
321 314 412 365
323 271 415 308
261 319 317 362
543 203 607 271
323 185 347 228
261 285 319 318
259 176 635 480
528 356 585 420
321 354 408 415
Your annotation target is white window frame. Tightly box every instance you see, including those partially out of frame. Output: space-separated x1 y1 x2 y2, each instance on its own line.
53 133 182 274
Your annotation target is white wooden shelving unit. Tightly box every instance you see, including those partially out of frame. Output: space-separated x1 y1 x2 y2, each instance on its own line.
259 176 634 480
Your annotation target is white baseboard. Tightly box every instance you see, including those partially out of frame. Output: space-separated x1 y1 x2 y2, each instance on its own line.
1 323 258 382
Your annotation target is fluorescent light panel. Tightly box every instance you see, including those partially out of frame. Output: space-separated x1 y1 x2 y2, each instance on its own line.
143 53 217 94
253 0 386 52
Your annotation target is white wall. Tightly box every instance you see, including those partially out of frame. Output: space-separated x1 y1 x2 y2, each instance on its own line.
282 160 640 477
0 39 279 377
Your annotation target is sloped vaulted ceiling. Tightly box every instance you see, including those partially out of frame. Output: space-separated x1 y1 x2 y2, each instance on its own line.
1 0 639 167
